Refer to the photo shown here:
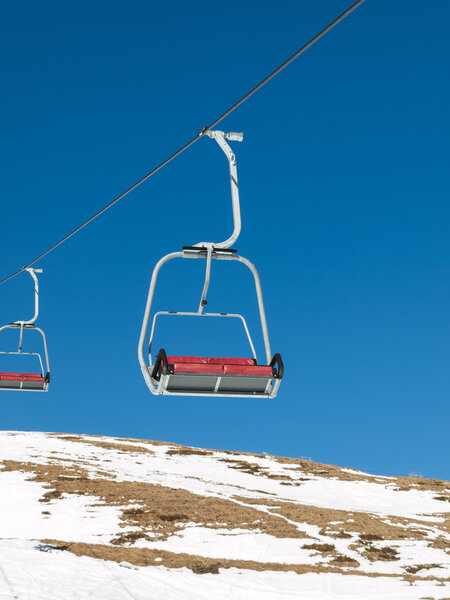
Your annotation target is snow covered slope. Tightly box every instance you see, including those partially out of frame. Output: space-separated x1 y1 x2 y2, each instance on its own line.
1 431 449 599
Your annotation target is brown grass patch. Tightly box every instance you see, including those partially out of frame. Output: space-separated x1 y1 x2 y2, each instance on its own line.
329 555 360 567
49 433 177 449
429 537 450 551
220 459 293 482
1 460 306 542
234 496 419 542
39 540 335 575
55 436 155 455
360 533 384 541
165 447 212 457
271 456 384 483
332 530 353 539
48 433 450 496
39 540 450 583
302 543 335 553
111 532 151 545
405 564 442 575
389 477 450 496
31 540 391 579
268 456 450 493
361 545 400 562
39 490 63 503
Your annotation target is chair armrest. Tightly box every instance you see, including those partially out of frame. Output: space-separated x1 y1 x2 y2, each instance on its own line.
151 348 168 380
270 353 284 379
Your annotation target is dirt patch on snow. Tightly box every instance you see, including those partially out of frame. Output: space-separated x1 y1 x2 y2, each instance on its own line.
165 447 213 457
49 433 182 450
272 458 450 495
360 544 400 562
55 436 155 455
302 543 335 553
270 456 387 483
38 539 347 575
234 496 424 542
429 537 450 552
48 433 450 496
389 476 450 495
53 434 213 458
405 564 443 575
219 458 293 481
1 460 305 542
329 554 360 567
39 540 449 583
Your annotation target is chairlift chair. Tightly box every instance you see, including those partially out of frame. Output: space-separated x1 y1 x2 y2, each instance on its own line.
138 131 284 398
0 268 50 391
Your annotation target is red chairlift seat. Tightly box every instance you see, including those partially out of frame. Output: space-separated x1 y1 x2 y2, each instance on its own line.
0 371 49 391
151 350 283 396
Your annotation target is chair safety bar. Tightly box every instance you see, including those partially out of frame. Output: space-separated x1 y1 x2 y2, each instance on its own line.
0 349 45 377
148 311 258 369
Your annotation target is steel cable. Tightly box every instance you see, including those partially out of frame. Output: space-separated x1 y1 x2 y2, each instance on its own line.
0 0 366 286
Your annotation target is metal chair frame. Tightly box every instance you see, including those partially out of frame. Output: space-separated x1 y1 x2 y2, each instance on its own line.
0 268 50 392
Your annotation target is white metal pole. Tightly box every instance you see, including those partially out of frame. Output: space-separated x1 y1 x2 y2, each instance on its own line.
194 130 243 249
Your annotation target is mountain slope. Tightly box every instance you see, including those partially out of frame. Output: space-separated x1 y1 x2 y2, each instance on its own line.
1 431 449 599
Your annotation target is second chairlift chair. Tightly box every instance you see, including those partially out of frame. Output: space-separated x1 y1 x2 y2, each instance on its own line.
0 268 50 391
138 131 283 398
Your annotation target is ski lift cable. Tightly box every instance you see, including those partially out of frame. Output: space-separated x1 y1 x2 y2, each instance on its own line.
0 0 366 287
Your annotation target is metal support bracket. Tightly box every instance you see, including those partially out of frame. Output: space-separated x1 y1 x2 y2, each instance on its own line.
13 268 43 327
194 130 243 250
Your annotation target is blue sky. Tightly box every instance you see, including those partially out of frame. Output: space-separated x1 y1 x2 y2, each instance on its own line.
1 1 449 479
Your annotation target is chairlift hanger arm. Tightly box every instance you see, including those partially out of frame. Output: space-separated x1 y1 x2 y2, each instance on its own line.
13 268 43 326
194 131 243 250
193 130 243 311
